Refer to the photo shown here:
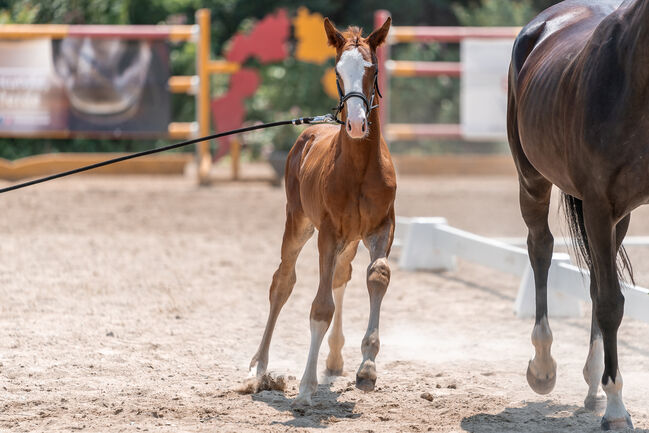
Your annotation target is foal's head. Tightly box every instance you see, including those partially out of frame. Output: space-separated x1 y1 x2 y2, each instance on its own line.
324 17 391 139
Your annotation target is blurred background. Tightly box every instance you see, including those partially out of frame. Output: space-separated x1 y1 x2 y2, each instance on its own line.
6 3 649 432
0 0 558 181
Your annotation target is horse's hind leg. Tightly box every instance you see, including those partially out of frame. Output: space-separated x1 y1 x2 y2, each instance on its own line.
325 241 359 377
583 214 629 411
509 82 556 395
249 210 314 378
581 203 632 430
357 214 394 392
519 176 557 395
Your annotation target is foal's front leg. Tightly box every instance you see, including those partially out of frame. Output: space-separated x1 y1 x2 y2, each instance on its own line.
357 216 394 391
294 225 340 406
250 211 313 378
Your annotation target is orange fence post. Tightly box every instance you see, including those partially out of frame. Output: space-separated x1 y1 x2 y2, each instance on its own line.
231 139 241 180
196 9 212 185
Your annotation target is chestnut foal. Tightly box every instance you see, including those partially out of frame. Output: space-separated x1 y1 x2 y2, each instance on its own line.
249 17 395 405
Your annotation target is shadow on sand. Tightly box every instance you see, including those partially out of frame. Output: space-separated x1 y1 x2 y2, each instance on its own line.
251 382 358 428
461 400 646 433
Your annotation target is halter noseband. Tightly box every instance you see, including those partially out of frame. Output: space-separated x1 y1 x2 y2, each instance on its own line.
333 68 382 125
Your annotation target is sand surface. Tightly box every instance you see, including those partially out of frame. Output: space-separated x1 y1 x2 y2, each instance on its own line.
2 172 649 432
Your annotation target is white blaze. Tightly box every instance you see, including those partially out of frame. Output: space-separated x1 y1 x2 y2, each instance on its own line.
336 48 372 137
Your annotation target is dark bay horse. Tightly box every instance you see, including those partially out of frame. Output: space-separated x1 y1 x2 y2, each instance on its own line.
508 0 649 429
249 17 396 406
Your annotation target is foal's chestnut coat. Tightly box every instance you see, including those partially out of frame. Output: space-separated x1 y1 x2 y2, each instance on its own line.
250 18 395 405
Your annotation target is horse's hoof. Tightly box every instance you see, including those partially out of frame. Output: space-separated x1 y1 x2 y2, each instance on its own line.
526 359 556 395
601 413 633 431
584 395 606 412
355 376 376 392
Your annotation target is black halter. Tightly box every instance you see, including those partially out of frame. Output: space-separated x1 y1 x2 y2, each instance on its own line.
332 69 382 125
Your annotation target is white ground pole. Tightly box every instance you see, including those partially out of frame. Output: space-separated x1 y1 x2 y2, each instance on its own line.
396 217 649 323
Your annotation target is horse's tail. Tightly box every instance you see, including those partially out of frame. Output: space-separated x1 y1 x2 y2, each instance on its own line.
561 193 634 285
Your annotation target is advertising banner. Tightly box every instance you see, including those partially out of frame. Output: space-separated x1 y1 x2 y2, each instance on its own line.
0 37 170 136
460 38 514 141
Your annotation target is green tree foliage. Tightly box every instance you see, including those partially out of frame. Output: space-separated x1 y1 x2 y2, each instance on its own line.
453 0 536 26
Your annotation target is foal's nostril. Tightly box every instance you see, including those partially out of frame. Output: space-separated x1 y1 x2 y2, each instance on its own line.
361 121 366 133
347 121 352 132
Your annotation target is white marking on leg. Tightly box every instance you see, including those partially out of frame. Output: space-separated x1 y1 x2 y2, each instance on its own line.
356 257 389 391
527 315 557 395
326 285 346 375
295 319 329 406
602 370 632 429
583 337 604 409
531 315 552 352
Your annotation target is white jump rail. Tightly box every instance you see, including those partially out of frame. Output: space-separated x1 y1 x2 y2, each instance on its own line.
396 217 649 323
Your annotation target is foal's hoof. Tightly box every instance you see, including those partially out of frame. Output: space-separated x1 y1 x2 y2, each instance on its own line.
324 368 344 377
584 395 606 412
526 359 556 395
249 352 267 377
292 393 313 407
356 360 377 392
601 413 633 431
355 376 376 392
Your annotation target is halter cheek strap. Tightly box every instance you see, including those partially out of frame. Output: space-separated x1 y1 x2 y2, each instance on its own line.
333 70 381 125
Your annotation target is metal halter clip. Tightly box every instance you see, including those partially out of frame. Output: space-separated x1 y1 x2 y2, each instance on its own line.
304 113 343 125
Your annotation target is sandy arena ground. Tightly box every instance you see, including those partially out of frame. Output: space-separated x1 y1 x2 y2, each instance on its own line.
2 169 649 432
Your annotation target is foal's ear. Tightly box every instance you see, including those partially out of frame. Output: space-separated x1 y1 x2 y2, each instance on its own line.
324 18 345 49
366 17 391 50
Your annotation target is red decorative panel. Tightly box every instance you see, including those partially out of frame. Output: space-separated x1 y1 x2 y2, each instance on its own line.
211 69 260 159
212 9 291 160
225 9 290 64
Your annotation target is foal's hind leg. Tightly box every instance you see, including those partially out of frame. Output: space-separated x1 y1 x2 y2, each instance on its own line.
581 204 632 430
583 214 629 411
518 177 557 395
357 215 394 392
249 210 314 378
325 241 359 377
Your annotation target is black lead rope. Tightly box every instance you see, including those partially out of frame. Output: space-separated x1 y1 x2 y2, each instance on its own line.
0 67 383 195
0 114 339 195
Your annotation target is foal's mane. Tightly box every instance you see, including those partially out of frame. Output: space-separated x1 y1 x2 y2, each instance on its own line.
343 26 365 45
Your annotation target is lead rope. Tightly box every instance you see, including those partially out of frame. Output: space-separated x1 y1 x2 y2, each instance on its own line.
0 68 383 195
0 114 340 195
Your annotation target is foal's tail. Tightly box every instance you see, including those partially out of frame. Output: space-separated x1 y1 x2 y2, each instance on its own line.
562 194 634 285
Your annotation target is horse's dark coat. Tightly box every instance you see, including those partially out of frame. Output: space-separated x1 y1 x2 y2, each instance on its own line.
508 0 649 428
